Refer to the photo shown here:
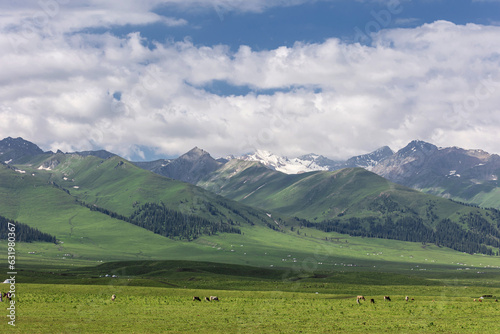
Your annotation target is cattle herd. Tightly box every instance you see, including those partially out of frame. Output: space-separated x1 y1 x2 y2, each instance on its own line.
107 293 498 303
356 295 414 304
193 296 219 302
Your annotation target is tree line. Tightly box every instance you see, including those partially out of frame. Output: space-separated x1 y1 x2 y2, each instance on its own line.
297 212 500 256
0 215 57 243
80 201 241 241
129 202 241 241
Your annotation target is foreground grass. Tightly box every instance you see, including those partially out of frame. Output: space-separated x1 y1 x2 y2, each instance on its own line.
10 260 500 333
13 283 500 333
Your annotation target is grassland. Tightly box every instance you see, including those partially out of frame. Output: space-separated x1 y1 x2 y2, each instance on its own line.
2 152 500 332
8 259 500 333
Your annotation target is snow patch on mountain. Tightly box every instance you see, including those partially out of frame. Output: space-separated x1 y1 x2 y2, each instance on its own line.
238 150 331 174
235 146 393 174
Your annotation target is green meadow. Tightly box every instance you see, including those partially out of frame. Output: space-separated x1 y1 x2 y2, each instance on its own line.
8 266 500 334
2 153 500 333
6 228 500 333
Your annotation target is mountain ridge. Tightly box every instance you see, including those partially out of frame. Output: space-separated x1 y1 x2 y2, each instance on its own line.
3 136 500 209
1 136 500 257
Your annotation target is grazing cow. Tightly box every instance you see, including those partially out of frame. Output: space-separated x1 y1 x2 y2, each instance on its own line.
204 297 210 302
210 296 219 301
370 299 375 304
193 296 201 302
405 296 409 302
384 296 391 301
111 294 116 301
356 295 365 301
2 292 12 301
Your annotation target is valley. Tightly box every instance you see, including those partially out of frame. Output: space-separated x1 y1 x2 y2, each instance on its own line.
1 137 500 333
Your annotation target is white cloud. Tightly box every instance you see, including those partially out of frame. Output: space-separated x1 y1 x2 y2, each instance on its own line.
1 1 500 160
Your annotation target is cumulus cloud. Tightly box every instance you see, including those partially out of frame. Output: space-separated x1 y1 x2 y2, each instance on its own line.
0 1 499 160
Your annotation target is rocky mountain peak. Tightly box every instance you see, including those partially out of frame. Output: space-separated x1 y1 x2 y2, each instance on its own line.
153 147 222 184
0 137 44 163
397 140 437 157
180 147 210 162
344 146 394 169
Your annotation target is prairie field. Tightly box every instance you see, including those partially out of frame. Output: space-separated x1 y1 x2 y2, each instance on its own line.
5 257 500 334
13 283 500 333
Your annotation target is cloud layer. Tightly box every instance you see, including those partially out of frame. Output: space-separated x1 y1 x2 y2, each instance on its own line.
1 1 500 160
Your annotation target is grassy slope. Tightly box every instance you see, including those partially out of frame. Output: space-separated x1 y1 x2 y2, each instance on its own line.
23 153 276 226
0 163 198 261
2 155 499 274
198 161 487 226
422 185 500 209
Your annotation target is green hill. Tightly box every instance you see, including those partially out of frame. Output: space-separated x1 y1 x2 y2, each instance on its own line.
199 160 472 222
0 155 279 262
1 149 499 271
18 153 277 228
198 160 500 255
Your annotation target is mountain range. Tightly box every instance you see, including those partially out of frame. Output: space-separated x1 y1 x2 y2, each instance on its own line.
3 137 500 210
1 136 500 258
125 139 500 209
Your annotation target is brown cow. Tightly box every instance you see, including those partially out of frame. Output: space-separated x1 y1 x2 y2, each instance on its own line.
193 296 201 301
2 292 11 301
356 295 365 301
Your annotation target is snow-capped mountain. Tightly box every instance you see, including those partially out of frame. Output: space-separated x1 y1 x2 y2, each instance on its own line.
237 150 341 174
236 147 393 174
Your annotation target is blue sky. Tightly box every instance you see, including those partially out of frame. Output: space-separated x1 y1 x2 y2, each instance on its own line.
134 1 500 50
80 1 500 55
1 0 500 160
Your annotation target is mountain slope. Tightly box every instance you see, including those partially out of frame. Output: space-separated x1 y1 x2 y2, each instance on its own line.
8 156 496 267
16 152 277 230
132 147 222 184
3 137 500 259
372 140 500 207
0 150 296 262
199 161 449 221
0 162 186 260
237 150 341 174
234 146 393 174
0 136 44 164
198 160 500 254
343 146 394 170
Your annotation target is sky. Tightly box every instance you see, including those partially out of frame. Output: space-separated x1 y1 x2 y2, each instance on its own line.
1 0 500 161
